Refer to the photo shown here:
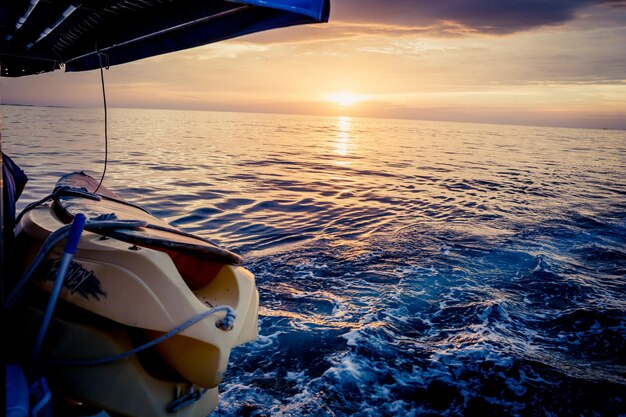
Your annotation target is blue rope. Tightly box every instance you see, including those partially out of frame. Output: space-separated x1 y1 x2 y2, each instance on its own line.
6 211 238 368
30 214 86 374
50 306 236 366
5 225 72 308
4 218 147 309
14 184 153 230
15 186 101 226
16 185 222 249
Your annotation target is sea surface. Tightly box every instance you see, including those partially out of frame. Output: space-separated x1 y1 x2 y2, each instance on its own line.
2 105 626 416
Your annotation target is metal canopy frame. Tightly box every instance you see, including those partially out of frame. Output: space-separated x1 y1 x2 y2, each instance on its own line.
0 0 329 77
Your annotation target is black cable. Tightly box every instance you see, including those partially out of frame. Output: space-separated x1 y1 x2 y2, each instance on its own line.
94 51 108 195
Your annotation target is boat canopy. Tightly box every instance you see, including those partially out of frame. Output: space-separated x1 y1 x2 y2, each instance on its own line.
0 0 329 77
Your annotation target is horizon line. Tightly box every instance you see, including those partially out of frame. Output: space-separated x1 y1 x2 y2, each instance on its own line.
1 101 624 132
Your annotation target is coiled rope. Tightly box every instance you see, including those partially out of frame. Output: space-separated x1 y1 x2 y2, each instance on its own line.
5 214 236 368
50 305 235 366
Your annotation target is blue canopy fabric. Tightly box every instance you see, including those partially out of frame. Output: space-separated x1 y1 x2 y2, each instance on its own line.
0 0 329 77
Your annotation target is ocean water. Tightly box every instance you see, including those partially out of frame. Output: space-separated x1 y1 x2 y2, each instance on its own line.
2 104 625 416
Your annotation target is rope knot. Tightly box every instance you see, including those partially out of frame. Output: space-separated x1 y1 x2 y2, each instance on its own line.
216 308 236 331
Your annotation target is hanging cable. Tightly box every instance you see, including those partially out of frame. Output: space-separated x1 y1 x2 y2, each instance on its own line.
94 48 109 194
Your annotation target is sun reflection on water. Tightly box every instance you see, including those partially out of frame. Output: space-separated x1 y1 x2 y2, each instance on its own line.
334 116 352 161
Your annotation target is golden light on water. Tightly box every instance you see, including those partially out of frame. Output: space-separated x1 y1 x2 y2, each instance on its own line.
325 92 368 107
335 116 351 158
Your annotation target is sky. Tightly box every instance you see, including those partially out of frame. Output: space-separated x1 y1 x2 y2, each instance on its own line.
1 0 626 129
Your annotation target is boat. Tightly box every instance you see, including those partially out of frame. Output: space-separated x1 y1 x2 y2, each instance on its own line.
1 1 329 416
8 172 260 416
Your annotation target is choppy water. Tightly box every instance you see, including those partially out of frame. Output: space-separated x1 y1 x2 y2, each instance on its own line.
2 104 626 416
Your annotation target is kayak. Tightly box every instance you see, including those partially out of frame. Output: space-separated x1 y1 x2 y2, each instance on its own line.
8 172 259 417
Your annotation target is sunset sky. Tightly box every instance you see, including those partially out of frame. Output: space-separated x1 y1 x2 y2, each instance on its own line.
1 0 626 129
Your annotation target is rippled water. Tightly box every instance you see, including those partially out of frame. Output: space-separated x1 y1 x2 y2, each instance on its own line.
2 105 626 416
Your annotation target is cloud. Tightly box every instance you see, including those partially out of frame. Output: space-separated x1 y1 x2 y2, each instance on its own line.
331 0 626 34
232 0 626 47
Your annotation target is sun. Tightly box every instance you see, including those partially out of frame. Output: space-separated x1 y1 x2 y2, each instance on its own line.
325 92 367 107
